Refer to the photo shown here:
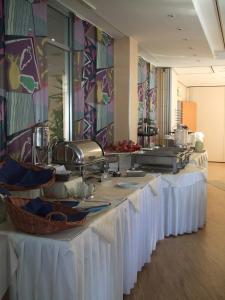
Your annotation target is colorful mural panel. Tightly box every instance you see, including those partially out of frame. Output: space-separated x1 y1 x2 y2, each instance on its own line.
7 129 33 162
0 0 6 160
138 57 148 84
0 96 6 158
74 51 84 121
95 123 114 149
2 1 114 161
83 24 96 105
96 103 113 132
2 0 48 161
5 38 40 94
33 37 48 123
96 68 113 104
83 104 96 139
138 56 157 123
33 87 48 123
96 28 113 69
6 92 35 136
73 16 114 147
4 0 34 36
34 37 48 88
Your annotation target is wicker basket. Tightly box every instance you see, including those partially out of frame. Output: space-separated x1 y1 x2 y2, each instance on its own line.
6 197 86 235
0 160 55 191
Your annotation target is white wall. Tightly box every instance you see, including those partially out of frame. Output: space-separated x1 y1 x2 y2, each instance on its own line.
189 86 225 162
177 81 188 102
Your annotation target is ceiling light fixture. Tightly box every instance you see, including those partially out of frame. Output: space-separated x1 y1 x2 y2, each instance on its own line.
177 27 183 31
51 38 55 42
168 14 175 18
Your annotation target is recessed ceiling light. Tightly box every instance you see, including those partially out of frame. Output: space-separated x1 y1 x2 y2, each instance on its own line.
51 38 55 42
168 14 175 18
177 27 183 31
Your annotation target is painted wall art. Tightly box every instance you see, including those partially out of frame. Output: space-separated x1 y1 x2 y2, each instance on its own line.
73 16 114 148
0 0 6 158
138 56 157 123
0 0 47 161
137 56 157 146
1 0 115 161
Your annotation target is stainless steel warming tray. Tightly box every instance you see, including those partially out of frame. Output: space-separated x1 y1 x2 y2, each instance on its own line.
131 147 193 174
52 140 105 168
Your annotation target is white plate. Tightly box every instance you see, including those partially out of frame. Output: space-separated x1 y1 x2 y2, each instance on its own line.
116 182 140 189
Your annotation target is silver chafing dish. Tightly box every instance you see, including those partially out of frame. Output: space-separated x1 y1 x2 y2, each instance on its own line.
131 147 193 174
52 140 106 177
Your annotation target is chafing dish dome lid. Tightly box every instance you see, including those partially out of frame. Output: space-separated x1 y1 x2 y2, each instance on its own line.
52 140 104 165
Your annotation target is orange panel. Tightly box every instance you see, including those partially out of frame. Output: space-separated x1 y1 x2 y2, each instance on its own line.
181 101 197 132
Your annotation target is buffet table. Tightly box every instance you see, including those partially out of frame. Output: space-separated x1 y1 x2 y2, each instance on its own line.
0 235 17 300
160 164 207 236
0 176 163 300
189 150 208 168
0 156 208 300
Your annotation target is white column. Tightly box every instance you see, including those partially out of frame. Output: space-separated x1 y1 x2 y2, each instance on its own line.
114 37 138 143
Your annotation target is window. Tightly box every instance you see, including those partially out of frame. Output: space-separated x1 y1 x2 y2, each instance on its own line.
48 6 69 46
47 5 72 141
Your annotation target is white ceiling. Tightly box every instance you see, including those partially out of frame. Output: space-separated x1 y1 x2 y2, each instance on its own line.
174 66 225 86
59 0 225 86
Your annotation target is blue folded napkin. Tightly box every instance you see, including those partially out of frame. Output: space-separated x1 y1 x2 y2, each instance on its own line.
0 158 54 187
18 169 54 187
52 211 89 222
0 158 27 184
23 197 53 217
22 198 88 222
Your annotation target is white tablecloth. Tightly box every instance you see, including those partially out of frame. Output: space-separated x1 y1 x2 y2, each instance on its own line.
189 151 208 168
0 234 18 300
0 162 208 300
160 164 207 236
0 176 163 300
